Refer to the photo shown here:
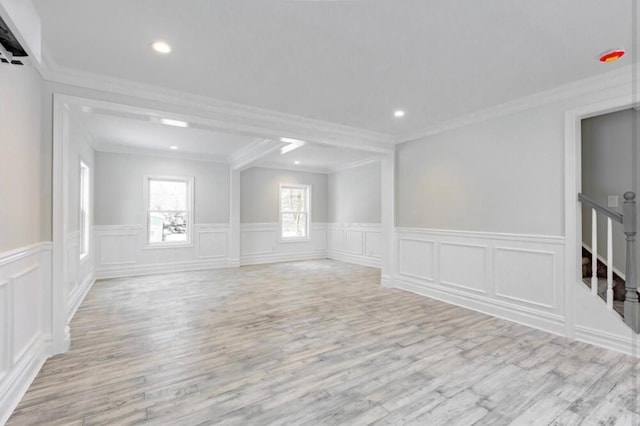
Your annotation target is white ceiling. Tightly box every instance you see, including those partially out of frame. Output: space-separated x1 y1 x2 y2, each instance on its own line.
76 108 260 160
261 142 379 172
70 104 377 170
33 0 635 136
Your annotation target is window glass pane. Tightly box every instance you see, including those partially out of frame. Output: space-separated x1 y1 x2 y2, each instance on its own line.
80 162 90 257
281 187 306 212
282 212 307 238
149 180 187 211
149 212 188 243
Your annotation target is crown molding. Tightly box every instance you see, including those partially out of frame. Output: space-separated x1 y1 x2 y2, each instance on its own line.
38 52 395 153
253 161 330 175
397 64 640 144
327 157 381 174
93 143 229 164
227 139 284 171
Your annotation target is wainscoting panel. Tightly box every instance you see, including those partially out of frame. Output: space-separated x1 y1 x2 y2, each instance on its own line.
0 243 51 426
327 223 381 268
240 227 277 257
198 230 227 259
98 231 137 267
64 229 95 323
440 242 487 294
365 232 382 259
398 238 435 281
344 231 364 255
11 266 40 364
95 224 232 279
394 228 566 336
240 223 327 265
494 247 556 310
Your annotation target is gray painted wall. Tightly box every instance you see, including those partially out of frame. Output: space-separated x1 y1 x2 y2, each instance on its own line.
396 107 564 235
581 109 636 273
0 66 47 251
241 167 328 223
328 161 381 223
94 152 230 225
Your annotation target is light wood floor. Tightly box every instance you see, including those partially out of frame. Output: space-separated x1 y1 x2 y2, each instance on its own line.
8 260 640 425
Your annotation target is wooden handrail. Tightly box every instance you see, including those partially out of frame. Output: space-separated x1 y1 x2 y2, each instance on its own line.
578 193 623 224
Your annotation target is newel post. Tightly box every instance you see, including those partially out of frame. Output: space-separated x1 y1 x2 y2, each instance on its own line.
623 192 640 332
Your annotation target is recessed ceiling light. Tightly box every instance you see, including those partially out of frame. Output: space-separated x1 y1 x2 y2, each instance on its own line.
152 40 171 54
394 110 405 118
161 118 188 128
294 161 300 165
599 49 625 63
169 146 178 150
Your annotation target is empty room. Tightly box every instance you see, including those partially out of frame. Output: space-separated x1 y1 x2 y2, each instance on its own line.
1 1 640 424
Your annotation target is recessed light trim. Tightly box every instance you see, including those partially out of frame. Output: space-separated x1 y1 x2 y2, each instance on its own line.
161 118 188 128
152 40 172 54
394 110 405 118
169 146 178 150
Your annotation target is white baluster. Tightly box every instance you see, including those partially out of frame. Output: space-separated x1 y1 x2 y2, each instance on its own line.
607 217 613 310
591 209 598 296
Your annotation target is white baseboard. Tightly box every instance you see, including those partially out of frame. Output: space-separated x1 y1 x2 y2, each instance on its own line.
574 325 640 357
240 251 327 266
0 332 47 426
395 278 567 337
95 258 233 279
67 272 96 323
327 249 380 269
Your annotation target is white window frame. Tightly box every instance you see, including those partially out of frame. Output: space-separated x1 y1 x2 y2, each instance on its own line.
79 160 90 261
144 175 194 249
279 183 311 242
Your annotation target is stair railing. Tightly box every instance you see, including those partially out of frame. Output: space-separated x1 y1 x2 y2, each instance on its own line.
578 191 639 333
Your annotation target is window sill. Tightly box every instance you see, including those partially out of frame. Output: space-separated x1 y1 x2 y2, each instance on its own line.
280 237 311 243
144 242 193 250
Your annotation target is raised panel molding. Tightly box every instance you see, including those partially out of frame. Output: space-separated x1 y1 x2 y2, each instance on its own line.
494 247 556 310
240 230 277 256
99 233 137 266
326 223 381 268
0 243 50 426
344 231 363 255
394 228 565 337
440 242 487 294
0 279 10 374
240 223 328 265
11 265 41 364
94 224 233 279
398 238 435 281
198 231 227 259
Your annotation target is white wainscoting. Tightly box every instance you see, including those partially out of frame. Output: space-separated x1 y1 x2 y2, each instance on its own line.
0 243 52 426
327 223 381 268
393 228 566 336
94 224 231 279
65 231 95 324
240 223 327 265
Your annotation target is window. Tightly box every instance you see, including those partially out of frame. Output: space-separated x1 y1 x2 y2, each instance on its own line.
79 161 90 259
280 184 310 240
146 176 193 246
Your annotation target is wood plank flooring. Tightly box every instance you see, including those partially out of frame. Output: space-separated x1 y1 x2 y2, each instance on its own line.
8 260 640 425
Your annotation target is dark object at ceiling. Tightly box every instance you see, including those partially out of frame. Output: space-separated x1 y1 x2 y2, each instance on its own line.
0 14 27 57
